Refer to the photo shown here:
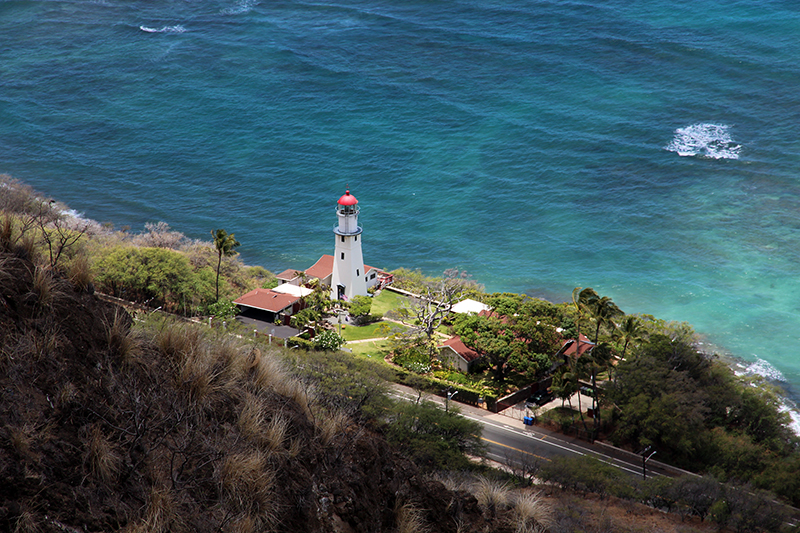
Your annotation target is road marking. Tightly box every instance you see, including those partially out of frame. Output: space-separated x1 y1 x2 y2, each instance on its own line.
481 437 551 462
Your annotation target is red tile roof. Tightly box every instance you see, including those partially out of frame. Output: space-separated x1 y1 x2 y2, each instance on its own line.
234 289 299 313
560 334 595 357
304 254 382 280
305 254 334 280
275 269 302 281
440 336 481 363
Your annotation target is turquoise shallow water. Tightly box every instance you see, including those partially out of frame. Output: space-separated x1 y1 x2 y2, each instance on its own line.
3 0 800 415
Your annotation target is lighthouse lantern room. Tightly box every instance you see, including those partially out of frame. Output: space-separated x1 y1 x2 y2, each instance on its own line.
331 190 367 301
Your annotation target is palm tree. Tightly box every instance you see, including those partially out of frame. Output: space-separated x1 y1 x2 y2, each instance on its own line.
588 295 622 344
570 287 598 438
615 315 643 361
211 229 240 302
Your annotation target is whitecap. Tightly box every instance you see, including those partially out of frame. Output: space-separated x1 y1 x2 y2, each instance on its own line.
735 357 786 382
139 25 186 34
665 123 741 160
221 0 259 15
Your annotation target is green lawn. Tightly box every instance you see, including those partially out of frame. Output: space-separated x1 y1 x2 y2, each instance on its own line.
371 289 408 316
348 339 392 361
340 320 408 342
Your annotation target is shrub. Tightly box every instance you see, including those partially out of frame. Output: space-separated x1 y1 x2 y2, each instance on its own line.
392 343 431 374
313 330 345 351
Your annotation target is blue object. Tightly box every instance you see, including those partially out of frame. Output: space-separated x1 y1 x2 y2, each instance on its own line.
523 417 534 426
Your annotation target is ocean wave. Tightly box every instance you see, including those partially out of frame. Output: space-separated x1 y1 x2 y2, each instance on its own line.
139 25 186 34
221 0 259 15
665 123 741 159
735 357 786 382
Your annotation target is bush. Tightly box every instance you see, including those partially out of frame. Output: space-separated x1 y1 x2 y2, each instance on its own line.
313 330 345 351
392 343 431 374
384 401 485 471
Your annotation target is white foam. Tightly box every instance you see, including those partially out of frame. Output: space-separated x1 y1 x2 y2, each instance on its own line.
221 0 259 15
734 358 800 435
737 357 786 382
140 25 186 34
665 123 741 159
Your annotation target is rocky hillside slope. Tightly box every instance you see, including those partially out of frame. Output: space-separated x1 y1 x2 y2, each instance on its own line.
0 247 496 533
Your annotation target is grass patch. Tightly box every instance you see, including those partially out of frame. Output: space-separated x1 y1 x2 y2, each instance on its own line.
371 289 408 316
348 339 391 361
340 320 407 342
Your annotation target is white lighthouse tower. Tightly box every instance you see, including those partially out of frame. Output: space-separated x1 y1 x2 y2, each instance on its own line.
331 189 367 301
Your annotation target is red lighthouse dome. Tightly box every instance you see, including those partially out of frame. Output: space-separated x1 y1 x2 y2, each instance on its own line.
337 190 358 206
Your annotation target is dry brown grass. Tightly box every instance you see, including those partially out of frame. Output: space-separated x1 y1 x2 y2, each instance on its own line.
394 501 429 533
263 413 289 453
317 409 350 446
125 486 182 533
238 394 268 444
218 450 277 520
106 310 139 364
57 381 78 407
510 491 552 533
30 266 53 310
275 377 316 421
84 424 121 483
156 321 205 363
19 326 60 362
473 476 510 517
248 348 288 391
66 251 92 291
7 423 36 460
13 510 41 533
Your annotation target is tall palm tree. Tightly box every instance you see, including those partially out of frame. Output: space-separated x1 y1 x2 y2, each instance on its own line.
615 315 643 361
570 287 598 438
588 295 622 344
211 229 240 302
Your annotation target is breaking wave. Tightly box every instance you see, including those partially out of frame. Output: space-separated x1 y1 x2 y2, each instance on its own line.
665 123 741 159
139 25 186 34
734 358 800 435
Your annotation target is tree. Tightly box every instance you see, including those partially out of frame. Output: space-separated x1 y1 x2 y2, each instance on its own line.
587 295 622 344
400 269 476 364
615 315 644 361
211 229 240 302
349 294 372 324
454 313 519 383
94 245 215 313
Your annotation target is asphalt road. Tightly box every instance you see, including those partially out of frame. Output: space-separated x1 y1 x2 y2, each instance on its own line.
389 384 684 480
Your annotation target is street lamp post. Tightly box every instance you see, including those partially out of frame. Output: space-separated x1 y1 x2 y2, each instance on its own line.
640 447 657 479
445 389 458 413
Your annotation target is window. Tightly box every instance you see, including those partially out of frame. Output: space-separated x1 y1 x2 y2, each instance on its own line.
355 235 358 241
370 273 376 279
341 236 344 242
341 252 345 260
356 269 360 276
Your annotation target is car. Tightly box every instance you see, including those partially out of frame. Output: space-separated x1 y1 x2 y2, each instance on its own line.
526 389 554 406
580 386 595 397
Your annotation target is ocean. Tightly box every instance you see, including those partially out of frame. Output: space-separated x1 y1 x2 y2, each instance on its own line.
2 0 800 423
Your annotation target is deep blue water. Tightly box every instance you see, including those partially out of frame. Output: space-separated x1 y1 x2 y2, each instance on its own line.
3 0 800 420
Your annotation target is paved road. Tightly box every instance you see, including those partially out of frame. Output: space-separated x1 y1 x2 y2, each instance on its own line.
389 384 685 480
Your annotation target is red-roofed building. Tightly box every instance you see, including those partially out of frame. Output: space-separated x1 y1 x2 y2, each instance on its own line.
557 334 595 358
438 336 482 373
234 288 304 325
275 269 304 285
299 254 384 297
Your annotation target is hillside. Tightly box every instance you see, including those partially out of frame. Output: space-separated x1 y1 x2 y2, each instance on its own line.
0 248 500 532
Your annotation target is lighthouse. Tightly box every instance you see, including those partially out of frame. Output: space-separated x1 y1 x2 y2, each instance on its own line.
331 189 367 301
